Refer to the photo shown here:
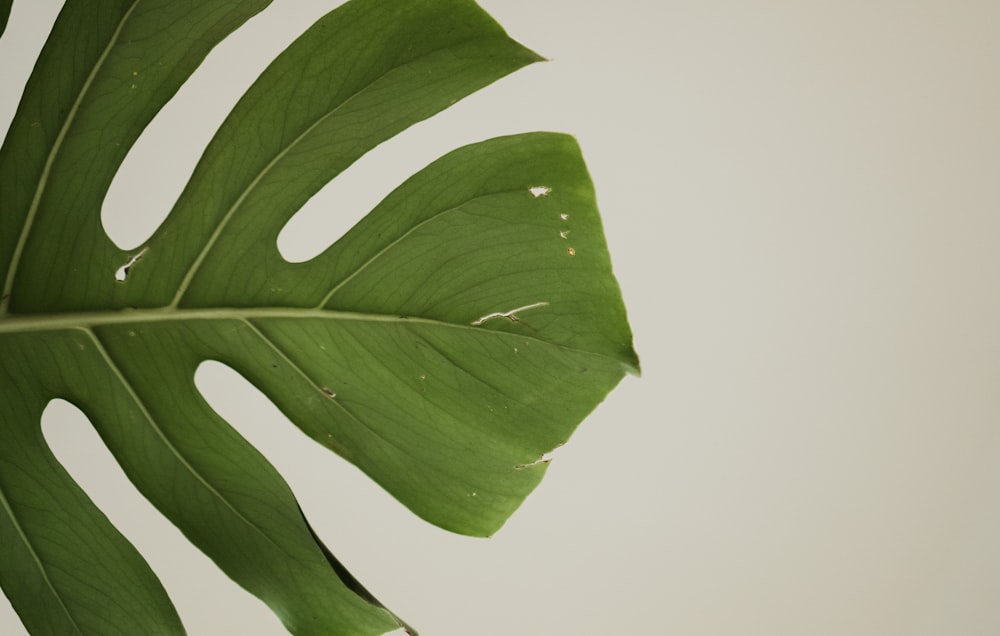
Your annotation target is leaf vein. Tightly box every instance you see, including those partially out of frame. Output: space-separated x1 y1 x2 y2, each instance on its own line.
0 0 142 315
245 319 488 485
243 319 415 460
0 479 82 633
318 189 523 308
84 327 292 557
170 40 497 309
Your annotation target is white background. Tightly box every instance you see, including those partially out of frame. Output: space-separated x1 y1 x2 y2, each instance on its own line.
3 1 1000 634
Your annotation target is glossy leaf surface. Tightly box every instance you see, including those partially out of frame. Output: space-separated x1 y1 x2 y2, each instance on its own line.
0 0 637 633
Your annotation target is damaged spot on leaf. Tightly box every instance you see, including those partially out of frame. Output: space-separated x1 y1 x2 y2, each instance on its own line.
514 449 557 470
114 246 148 282
471 301 548 326
528 185 551 198
321 387 336 398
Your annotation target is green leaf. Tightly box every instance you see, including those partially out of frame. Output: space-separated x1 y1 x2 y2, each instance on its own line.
0 1 10 38
0 0 637 634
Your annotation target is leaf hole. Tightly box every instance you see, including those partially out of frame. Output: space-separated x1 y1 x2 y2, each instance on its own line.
114 246 148 282
528 185 551 198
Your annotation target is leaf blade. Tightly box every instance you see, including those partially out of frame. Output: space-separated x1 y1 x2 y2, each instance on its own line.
86 321 404 634
0 0 638 633
0 1 11 38
0 332 184 635
1 0 274 313
139 0 544 310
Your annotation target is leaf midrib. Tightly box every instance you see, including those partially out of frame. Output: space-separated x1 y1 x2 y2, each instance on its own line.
0 306 457 334
0 305 633 374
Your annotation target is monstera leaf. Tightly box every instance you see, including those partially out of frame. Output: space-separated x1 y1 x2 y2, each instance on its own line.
0 0 638 634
